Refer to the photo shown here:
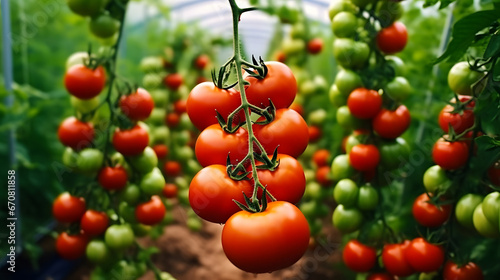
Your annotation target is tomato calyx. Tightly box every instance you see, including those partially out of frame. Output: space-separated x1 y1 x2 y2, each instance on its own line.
242 55 269 80
233 187 272 214
254 148 280 172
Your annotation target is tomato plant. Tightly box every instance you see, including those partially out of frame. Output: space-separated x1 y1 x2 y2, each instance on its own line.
64 64 106 99
112 125 150 156
56 232 88 260
342 240 377 272
376 22 408 54
58 117 95 151
412 193 451 227
404 237 445 273
80 210 109 236
135 195 166 226
52 192 86 223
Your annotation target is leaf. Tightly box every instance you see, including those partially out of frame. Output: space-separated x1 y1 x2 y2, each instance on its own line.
484 33 500 58
423 0 440 7
435 10 500 64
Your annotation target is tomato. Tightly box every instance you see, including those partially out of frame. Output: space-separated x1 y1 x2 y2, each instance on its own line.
135 195 165 226
367 273 396 280
53 192 86 223
333 179 359 207
377 1 403 26
448 61 484 95
80 210 109 236
89 13 119 38
443 260 484 280
58 117 94 150
481 191 500 227
152 144 168 159
70 96 100 114
314 166 331 187
331 11 358 38
378 137 410 170
455 194 483 229
187 82 243 131
254 108 309 158
189 165 253 224
163 161 182 177
335 68 363 97
342 240 377 272
307 38 323 54
331 154 355 181
412 193 451 227
347 88 382 119
357 184 379 210
384 76 411 101
98 166 128 191
140 167 166 195
112 125 149 156
438 95 475 134
332 204 363 233
349 144 380 171
221 201 310 273
382 240 415 277
336 105 365 130
162 183 178 199
255 154 306 204
194 54 210 70
473 202 500 238
64 64 106 99
76 148 104 174
312 149 331 167
104 224 135 250
328 0 357 20
86 240 111 264
173 99 187 115
119 88 154 121
489 161 500 186
66 0 104 17
404 237 444 273
289 102 304 117
120 184 141 205
129 146 158 174
195 124 248 167
333 39 370 69
308 126 322 143
432 138 469 170
376 22 407 54
372 105 411 139
244 61 297 109
423 165 451 194
164 73 183 90
56 232 88 260
386 55 406 76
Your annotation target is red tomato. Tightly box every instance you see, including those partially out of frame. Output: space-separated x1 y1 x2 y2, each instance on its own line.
307 38 323 54
404 237 445 273
135 195 166 225
187 82 243 131
52 192 86 223
412 193 451 227
57 117 94 150
349 144 380 171
347 88 382 119
189 165 253 224
194 54 210 70
438 95 475 134
152 144 168 159
164 161 182 177
275 51 286 63
112 125 149 156
64 64 106 99
173 99 188 114
222 201 310 273
119 88 154 121
80 210 109 236
56 232 88 260
489 161 500 186
312 149 331 167
254 108 309 158
342 240 377 272
255 154 306 204
195 124 248 167
98 166 128 191
443 260 483 280
373 105 411 139
244 61 297 109
162 183 178 198
164 73 183 90
308 126 322 143
316 166 333 187
165 112 180 128
367 273 397 280
382 240 415 277
376 22 408 54
289 102 304 117
432 138 469 170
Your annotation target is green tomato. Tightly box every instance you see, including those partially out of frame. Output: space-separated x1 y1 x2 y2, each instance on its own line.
473 203 500 238
376 1 403 26
299 80 318 96
329 84 346 107
177 188 189 205
335 68 363 97
62 147 79 168
455 194 483 229
308 218 323 236
332 204 363 233
140 167 166 195
119 184 141 205
171 146 194 162
336 105 364 130
304 181 327 200
185 159 202 175
423 165 451 194
482 192 500 227
132 223 152 237
92 103 111 130
151 126 170 145
333 179 359 207
328 0 357 20
149 89 169 107
331 12 358 38
66 52 90 70
187 217 203 232
300 201 329 218
178 113 194 130
290 23 306 40
448 61 484 95
109 152 132 176
86 240 111 264
308 109 328 126
331 154 355 181
67 0 104 17
76 148 104 174
89 13 120 39
172 130 191 147
70 96 100 114
357 184 379 210
129 146 158 174
378 138 410 170
282 38 306 55
351 0 374 7
119 202 137 223
362 219 384 243
139 57 164 73
333 38 370 69
104 224 135 250
148 108 166 126
142 73 164 89
384 76 411 102
345 134 361 154
159 272 176 280
385 56 406 76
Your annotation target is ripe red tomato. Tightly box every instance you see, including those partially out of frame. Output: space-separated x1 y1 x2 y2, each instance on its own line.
312 149 330 167
162 183 178 198
173 99 188 114
404 237 444 273
489 161 500 186
52 192 86 223
189 165 253 224
289 102 304 117
443 260 483 280
367 273 396 280
56 232 88 260
254 108 309 158
222 201 310 273
152 144 168 159
98 166 128 191
255 154 306 204
165 112 180 128
307 38 323 54
438 95 475 134
275 51 286 63
164 73 183 90
187 82 243 131
119 88 154 121
382 240 415 277
80 210 109 236
244 61 297 109
347 88 382 119
112 125 149 156
135 195 166 225
432 138 469 170
308 126 322 143
412 193 451 227
195 124 248 167
64 64 106 99
58 117 95 150
342 240 377 272
376 22 408 54
194 54 210 70
164 161 182 177
373 105 411 139
316 166 333 187
349 144 380 171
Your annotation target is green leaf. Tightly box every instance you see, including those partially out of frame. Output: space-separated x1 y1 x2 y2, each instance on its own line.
484 33 500 58
422 0 440 8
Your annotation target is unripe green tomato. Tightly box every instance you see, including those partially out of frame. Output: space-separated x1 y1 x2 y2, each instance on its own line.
86 240 111 264
290 66 309 88
331 12 358 38
151 126 170 145
135 262 148 277
300 201 329 218
290 23 306 40
333 39 370 69
119 184 141 205
363 219 384 243
148 108 166 126
172 130 191 147
139 56 164 73
142 73 164 89
149 89 169 107
177 188 189 205
110 152 132 176
70 96 100 114
385 55 405 75
131 223 152 237
67 0 104 17
448 61 484 95
119 202 137 223
89 13 120 39
378 138 410 170
104 224 135 250
178 113 194 130
279 6 300 24
331 154 355 181
304 181 327 200
384 76 411 102
282 39 306 55
97 33 118 47
345 134 361 154
423 165 451 194
328 0 358 20
308 218 323 236
329 84 346 107
473 203 500 238
185 159 202 175
66 52 90 70
482 192 500 227
129 147 158 174
304 168 316 182
455 194 483 229
351 0 374 7
187 216 203 231
137 121 151 136
332 204 363 233
115 260 140 279
92 103 111 130
140 167 165 195
62 147 79 168
299 80 318 96
336 105 364 130
334 179 359 206
314 76 328 93
172 146 194 162
335 68 363 97
159 272 176 280
308 109 328 125
357 184 379 210
376 1 403 26
174 176 190 190
76 148 104 174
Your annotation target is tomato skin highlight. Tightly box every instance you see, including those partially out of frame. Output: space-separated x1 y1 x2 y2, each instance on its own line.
342 240 377 272
347 88 382 119
58 117 95 151
373 105 411 139
222 201 310 273
404 237 445 273
382 241 415 277
412 193 451 227
432 138 469 170
64 64 106 99
443 260 484 280
376 22 408 54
